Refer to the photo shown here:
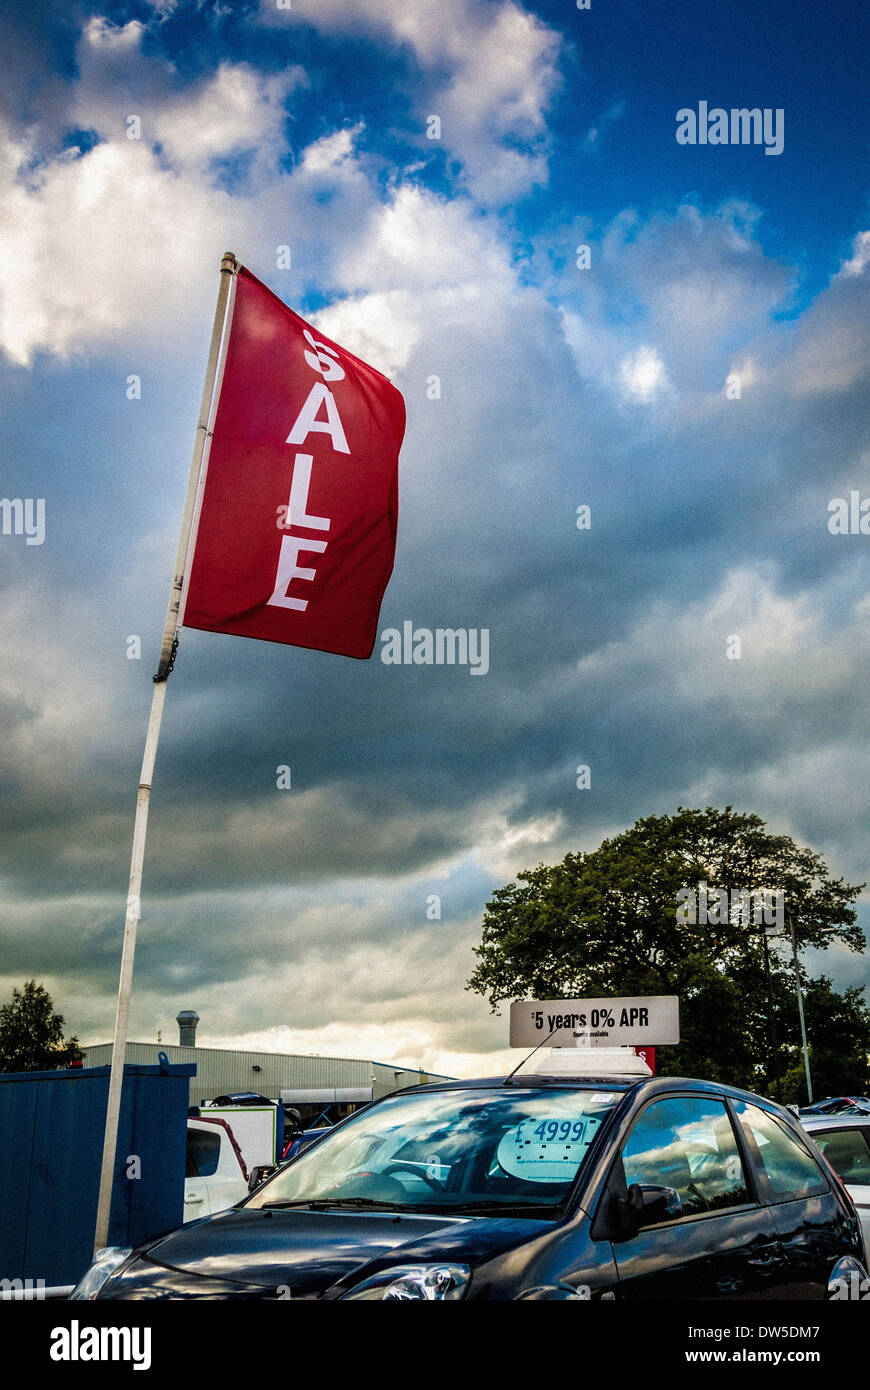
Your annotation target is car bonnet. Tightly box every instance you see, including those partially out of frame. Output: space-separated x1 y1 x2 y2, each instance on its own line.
114 1204 550 1298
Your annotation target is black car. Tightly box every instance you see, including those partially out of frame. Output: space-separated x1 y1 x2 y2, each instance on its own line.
72 1070 868 1301
208 1093 276 1107
800 1096 870 1118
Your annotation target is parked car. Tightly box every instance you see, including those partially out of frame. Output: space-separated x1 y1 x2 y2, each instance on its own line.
799 1096 870 1118
282 1125 331 1163
72 1062 867 1300
184 1118 249 1221
209 1093 275 1108
801 1114 870 1250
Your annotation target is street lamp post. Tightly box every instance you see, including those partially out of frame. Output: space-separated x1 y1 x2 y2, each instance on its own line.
760 925 783 1102
767 915 843 1106
786 913 813 1104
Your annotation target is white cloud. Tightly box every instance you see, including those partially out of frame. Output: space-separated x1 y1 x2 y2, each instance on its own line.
0 39 356 363
0 20 284 363
311 183 516 374
205 1020 516 1081
837 229 870 279
433 1 560 203
82 15 146 54
0 576 139 816
575 562 859 711
785 270 870 397
469 807 566 884
184 927 519 1076
559 201 803 413
0 10 532 368
681 741 870 891
0 16 317 365
266 0 562 203
150 64 300 172
67 916 518 1075
336 183 509 292
300 124 362 174
618 345 671 403
0 127 239 364
609 203 792 387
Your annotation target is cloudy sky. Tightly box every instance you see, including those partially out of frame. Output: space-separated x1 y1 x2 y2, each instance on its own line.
1 0 868 1078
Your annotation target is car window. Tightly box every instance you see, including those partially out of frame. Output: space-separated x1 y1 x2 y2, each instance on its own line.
186 1126 221 1178
734 1102 828 1201
620 1096 749 1224
812 1128 870 1185
246 1087 621 1215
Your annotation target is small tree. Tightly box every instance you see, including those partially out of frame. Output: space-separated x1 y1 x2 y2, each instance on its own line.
0 980 83 1072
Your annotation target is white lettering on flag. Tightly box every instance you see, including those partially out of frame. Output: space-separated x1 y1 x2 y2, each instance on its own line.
287 453 330 531
286 382 350 454
267 537 328 611
269 326 350 611
302 328 346 383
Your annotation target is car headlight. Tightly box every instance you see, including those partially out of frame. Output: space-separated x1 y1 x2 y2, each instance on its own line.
341 1263 471 1301
69 1247 133 1300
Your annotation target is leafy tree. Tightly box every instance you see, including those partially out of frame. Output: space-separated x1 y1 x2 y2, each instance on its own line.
0 980 83 1071
467 807 868 1096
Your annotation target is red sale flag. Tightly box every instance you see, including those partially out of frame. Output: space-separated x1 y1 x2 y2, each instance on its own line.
94 254 404 1253
182 264 405 659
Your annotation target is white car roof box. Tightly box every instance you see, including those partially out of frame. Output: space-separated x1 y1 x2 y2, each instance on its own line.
531 1046 652 1078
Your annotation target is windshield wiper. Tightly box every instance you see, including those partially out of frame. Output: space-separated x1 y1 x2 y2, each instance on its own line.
428 1200 556 1218
260 1198 407 1212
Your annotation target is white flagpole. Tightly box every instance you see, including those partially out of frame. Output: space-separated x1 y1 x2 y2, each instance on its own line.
94 252 239 1252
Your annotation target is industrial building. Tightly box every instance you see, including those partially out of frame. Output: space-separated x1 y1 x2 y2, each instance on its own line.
81 1010 453 1106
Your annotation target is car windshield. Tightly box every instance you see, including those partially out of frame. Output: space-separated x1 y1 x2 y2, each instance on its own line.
246 1086 621 1216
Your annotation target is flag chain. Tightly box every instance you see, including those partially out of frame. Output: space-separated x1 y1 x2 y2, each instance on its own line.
153 632 179 684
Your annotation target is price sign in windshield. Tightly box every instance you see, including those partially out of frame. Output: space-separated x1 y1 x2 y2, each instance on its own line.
496 1115 603 1184
509 996 679 1047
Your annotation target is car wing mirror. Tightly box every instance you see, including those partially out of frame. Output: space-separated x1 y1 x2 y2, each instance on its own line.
625 1183 682 1225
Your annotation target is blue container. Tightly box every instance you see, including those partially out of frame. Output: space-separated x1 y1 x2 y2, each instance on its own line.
0 1057 195 1288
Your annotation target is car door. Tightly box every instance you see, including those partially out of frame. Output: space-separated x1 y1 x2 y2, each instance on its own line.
205 1123 250 1214
184 1123 221 1220
603 1094 793 1299
732 1100 861 1297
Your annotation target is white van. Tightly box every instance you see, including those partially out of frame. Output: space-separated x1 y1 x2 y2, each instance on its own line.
184 1117 249 1220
